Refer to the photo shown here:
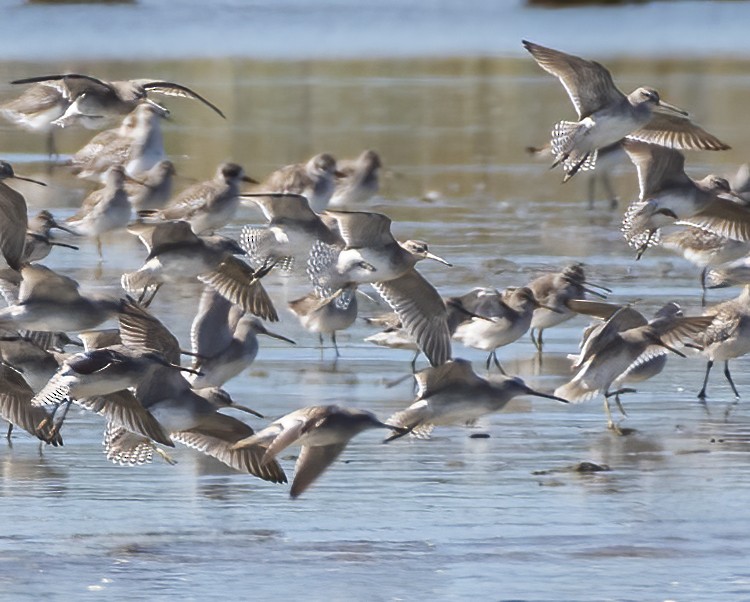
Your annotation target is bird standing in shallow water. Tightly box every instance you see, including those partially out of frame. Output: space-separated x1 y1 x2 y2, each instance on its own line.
142 162 257 234
527 263 610 353
692 285 750 402
65 165 132 258
452 286 552 373
253 153 343 213
288 286 357 357
329 149 382 207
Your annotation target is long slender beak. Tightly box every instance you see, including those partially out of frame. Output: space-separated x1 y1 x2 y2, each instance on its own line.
144 98 170 118
383 424 414 443
425 252 452 267
239 192 308 200
446 300 493 322
583 280 613 294
48 219 80 236
657 99 689 117
174 364 204 376
580 284 608 300
123 173 147 186
260 329 296 345
242 175 260 184
525 387 569 404
656 340 687 358
49 241 80 251
229 404 265 418
537 302 564 314
355 288 378 303
13 174 46 186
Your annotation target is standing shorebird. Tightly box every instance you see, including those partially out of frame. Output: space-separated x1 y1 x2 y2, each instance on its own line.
7 73 224 130
142 162 256 234
189 287 294 388
523 40 729 181
65 165 132 257
231 405 400 498
527 263 610 352
0 162 46 271
308 210 453 367
329 150 382 207
452 286 551 372
693 285 750 401
254 153 342 213
288 286 358 356
555 303 711 430
621 141 750 258
661 226 750 306
69 103 166 181
385 358 568 439
125 160 176 211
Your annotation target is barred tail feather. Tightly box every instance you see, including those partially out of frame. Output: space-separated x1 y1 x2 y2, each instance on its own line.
307 240 341 297
121 269 156 296
554 379 598 404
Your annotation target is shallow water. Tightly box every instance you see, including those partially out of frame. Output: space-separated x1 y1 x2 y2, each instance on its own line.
3 4 750 601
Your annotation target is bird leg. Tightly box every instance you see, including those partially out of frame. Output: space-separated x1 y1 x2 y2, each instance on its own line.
530 328 542 353
562 153 591 182
6 423 13 441
601 172 618 210
46 131 58 162
384 373 413 389
697 360 714 400
724 360 740 399
587 173 596 210
603 396 620 434
155 447 178 465
37 398 72 444
491 350 506 375
138 283 162 307
410 350 420 373
635 231 656 261
331 332 340 358
606 388 636 417
700 267 708 308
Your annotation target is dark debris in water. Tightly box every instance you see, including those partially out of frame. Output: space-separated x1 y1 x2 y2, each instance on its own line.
532 461 611 476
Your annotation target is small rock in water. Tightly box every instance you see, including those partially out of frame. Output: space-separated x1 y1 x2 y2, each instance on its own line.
469 433 490 439
574 461 610 473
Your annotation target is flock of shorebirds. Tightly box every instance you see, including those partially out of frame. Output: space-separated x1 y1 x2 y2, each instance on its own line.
0 41 749 498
